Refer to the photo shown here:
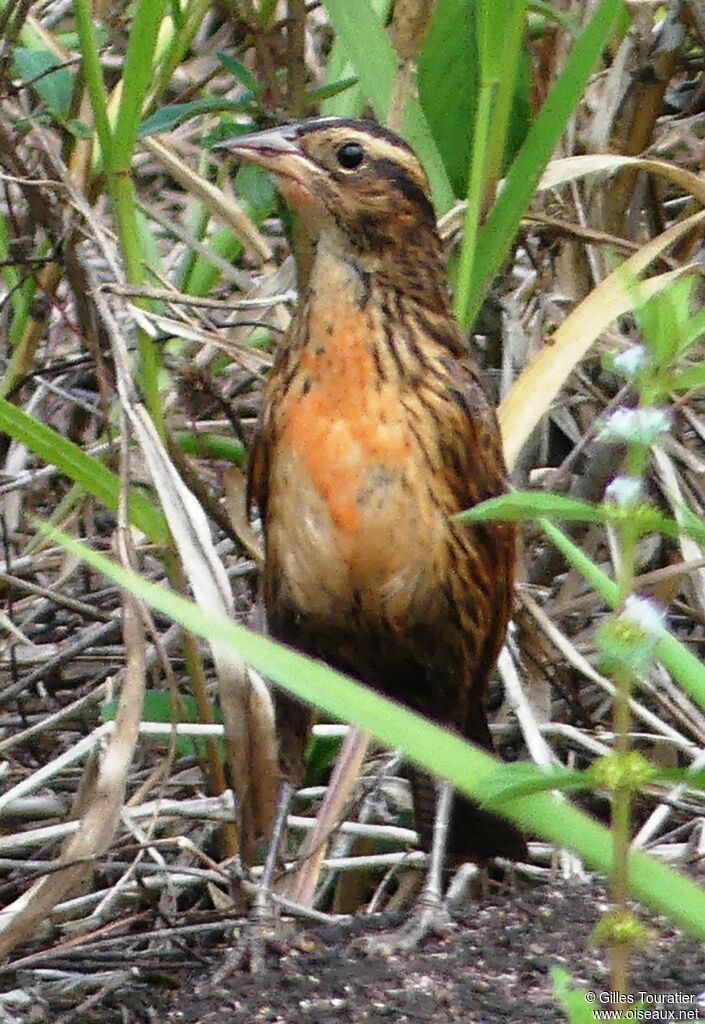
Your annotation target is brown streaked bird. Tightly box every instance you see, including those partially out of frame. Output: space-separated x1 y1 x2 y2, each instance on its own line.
218 117 526 947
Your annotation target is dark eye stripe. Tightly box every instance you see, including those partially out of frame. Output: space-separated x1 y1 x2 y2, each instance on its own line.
373 158 435 224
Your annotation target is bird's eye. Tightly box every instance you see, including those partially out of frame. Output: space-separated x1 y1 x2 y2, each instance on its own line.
336 142 365 170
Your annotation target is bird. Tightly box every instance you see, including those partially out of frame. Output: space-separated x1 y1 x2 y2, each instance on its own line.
217 117 526 949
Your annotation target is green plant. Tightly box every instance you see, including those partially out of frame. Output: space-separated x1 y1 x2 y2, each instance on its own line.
464 274 705 994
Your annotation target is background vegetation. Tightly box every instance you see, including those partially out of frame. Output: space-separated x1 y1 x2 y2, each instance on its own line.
0 0 705 1018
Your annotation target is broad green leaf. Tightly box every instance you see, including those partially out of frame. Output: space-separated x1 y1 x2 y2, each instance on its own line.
235 163 277 216
136 207 164 282
39 519 705 943
174 431 247 467
459 491 689 544
457 492 606 525
481 763 588 805
101 691 222 756
552 970 602 1024
182 228 244 297
304 733 344 786
671 363 705 392
14 49 74 119
56 27 110 49
181 165 275 296
66 118 93 140
0 398 169 545
417 0 478 196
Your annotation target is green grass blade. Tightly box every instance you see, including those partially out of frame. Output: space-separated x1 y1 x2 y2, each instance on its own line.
0 398 169 544
39 520 705 943
460 0 625 328
73 0 114 158
112 0 168 164
458 492 606 525
321 0 392 119
322 0 454 212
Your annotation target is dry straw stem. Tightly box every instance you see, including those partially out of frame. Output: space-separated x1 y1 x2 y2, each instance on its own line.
499 213 705 469
498 647 583 878
142 136 272 263
93 285 279 859
633 747 705 851
223 466 265 563
283 727 371 907
389 0 435 60
51 138 279 858
0 799 418 857
387 0 435 133
538 154 705 206
131 307 273 373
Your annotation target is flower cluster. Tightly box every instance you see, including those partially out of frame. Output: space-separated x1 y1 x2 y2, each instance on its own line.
597 596 666 672
611 344 650 379
597 407 670 446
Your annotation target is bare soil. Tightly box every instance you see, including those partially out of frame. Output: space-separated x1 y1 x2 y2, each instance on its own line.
162 883 705 1024
5 880 701 1024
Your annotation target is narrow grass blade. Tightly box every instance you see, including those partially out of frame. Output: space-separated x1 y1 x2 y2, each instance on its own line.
38 520 705 943
461 0 625 327
322 0 454 211
0 398 169 545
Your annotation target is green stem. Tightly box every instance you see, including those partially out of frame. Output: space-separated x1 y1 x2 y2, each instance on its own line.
609 444 651 995
539 519 705 712
454 74 496 328
72 0 114 159
146 0 212 115
108 173 164 434
482 0 527 206
75 0 167 436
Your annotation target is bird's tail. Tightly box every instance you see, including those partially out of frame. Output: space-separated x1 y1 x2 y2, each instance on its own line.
410 703 527 866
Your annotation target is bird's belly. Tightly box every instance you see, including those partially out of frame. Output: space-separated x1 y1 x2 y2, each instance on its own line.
267 408 445 627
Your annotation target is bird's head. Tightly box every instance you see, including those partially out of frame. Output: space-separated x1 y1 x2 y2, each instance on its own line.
216 117 439 258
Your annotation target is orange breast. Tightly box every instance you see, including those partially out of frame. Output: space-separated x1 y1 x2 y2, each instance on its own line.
267 250 447 623
282 261 412 542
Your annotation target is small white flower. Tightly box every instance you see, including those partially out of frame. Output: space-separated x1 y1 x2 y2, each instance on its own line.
621 595 667 637
612 345 649 379
605 476 641 505
597 407 671 445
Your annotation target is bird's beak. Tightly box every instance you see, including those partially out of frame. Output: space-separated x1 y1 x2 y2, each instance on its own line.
214 124 321 188
215 124 325 213
215 123 299 166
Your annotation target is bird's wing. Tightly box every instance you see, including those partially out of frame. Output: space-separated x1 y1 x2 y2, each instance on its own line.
438 349 509 510
246 419 271 524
